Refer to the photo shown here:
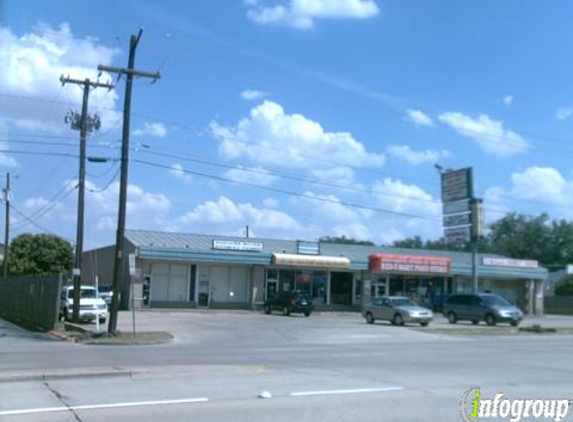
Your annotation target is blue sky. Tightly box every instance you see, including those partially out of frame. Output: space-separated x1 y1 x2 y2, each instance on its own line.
2 0 573 248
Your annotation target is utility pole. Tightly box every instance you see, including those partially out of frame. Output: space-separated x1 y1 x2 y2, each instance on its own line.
99 28 160 334
3 172 11 279
60 76 114 323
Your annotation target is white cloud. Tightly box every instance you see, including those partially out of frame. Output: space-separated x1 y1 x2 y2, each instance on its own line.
262 197 279 207
406 109 434 127
0 122 18 168
211 100 385 171
291 191 372 223
179 196 301 232
485 167 573 210
241 89 268 101
438 112 528 157
133 122 167 138
503 95 513 107
85 180 171 230
246 0 379 30
372 178 440 217
170 163 192 184
386 145 452 166
0 23 120 132
224 166 278 186
308 167 356 185
556 107 573 121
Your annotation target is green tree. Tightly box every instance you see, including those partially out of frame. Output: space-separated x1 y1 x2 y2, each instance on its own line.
392 236 424 249
8 234 73 276
487 213 553 264
319 235 375 246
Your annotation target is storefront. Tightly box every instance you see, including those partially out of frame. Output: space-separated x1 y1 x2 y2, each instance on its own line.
82 229 548 314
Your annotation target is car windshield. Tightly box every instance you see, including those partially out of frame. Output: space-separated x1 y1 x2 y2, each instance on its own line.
390 298 417 307
293 292 311 300
67 289 97 299
482 295 511 307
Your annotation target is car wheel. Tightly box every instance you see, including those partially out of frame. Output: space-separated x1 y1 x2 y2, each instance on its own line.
393 313 404 326
365 312 375 324
304 311 311 317
282 306 290 316
510 320 519 327
485 314 497 326
447 312 457 324
472 320 479 325
420 321 429 327
264 304 271 315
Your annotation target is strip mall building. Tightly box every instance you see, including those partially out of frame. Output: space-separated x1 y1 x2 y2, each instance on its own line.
83 229 547 315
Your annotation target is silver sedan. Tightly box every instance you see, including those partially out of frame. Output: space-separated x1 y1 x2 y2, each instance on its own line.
362 296 434 327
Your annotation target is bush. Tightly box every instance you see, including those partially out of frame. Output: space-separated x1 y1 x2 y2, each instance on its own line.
555 281 573 296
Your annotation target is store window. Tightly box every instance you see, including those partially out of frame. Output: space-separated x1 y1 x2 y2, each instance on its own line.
331 272 352 305
295 270 312 293
280 270 295 292
312 271 327 304
389 277 404 296
266 269 278 300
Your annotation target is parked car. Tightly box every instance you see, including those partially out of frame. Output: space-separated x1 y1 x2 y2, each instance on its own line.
98 285 113 305
442 292 523 326
60 285 108 323
362 296 433 327
264 291 313 316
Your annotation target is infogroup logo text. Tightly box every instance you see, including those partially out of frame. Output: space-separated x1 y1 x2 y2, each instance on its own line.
461 387 571 422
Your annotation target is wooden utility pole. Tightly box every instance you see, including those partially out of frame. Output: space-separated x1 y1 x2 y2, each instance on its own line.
99 28 160 334
60 76 114 322
3 172 10 279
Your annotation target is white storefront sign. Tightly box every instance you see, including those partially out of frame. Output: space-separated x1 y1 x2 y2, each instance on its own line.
212 240 263 252
482 257 539 269
444 226 471 244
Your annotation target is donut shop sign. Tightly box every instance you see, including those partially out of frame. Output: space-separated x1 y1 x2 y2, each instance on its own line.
368 254 451 275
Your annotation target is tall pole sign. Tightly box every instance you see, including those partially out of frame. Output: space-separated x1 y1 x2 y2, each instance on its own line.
440 167 484 293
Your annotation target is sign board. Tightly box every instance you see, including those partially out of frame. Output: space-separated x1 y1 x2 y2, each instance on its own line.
368 254 450 275
297 241 320 255
129 253 136 276
443 213 471 227
443 199 470 215
482 257 539 269
444 226 471 244
441 168 472 203
212 240 263 252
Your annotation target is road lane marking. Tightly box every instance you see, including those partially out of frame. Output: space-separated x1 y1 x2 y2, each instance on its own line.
290 387 404 397
0 397 209 416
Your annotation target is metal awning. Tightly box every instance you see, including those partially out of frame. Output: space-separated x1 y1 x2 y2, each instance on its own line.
271 253 350 269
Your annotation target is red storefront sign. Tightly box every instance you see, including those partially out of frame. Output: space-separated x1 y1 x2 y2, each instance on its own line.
368 254 451 275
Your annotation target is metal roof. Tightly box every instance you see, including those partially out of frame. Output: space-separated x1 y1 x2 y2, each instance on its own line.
125 229 547 279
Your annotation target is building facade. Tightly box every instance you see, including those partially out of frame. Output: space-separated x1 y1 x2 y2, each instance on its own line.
83 229 547 315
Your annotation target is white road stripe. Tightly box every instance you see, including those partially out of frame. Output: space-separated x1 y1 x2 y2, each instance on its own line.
290 387 404 397
0 397 209 416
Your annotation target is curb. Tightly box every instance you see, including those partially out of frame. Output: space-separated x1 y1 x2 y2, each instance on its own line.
47 330 76 343
0 368 133 383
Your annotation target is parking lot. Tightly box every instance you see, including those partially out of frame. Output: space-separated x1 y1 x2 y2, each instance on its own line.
2 310 573 422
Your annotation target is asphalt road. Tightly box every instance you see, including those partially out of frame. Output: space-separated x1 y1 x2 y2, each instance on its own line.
1 311 573 421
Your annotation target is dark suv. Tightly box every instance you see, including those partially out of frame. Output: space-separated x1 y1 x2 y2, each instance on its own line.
443 293 523 326
264 291 313 317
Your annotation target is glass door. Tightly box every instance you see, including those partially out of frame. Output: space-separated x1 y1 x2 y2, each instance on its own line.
197 279 210 308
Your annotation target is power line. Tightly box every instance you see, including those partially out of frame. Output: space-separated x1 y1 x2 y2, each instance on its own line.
6 202 74 243
133 158 440 221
